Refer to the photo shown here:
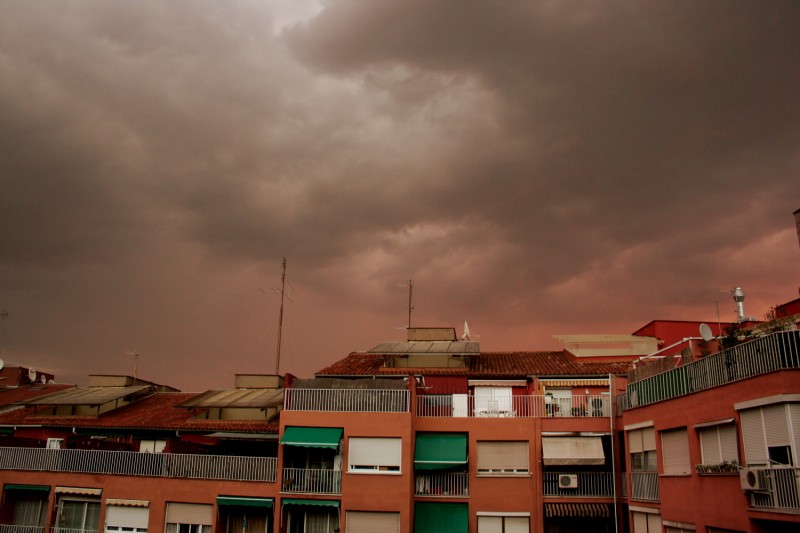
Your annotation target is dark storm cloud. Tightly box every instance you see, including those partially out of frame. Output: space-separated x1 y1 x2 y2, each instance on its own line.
0 1 797 388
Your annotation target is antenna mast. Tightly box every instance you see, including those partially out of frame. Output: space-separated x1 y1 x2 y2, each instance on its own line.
407 279 414 328
275 258 287 375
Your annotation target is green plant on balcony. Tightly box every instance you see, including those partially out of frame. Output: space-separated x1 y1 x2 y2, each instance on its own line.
695 460 740 474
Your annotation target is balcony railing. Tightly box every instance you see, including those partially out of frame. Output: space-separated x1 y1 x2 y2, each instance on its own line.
416 394 612 418
543 472 614 497
625 331 800 409
749 467 800 512
415 472 469 497
0 447 277 482
284 388 409 412
0 527 45 533
281 467 341 494
630 472 659 501
52 529 98 533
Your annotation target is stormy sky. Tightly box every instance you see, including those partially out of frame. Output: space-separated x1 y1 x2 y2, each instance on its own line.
1 0 798 391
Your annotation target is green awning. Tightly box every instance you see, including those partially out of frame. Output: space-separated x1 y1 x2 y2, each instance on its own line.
4 484 50 492
280 427 342 449
217 496 273 508
414 502 468 533
281 498 339 508
414 433 467 470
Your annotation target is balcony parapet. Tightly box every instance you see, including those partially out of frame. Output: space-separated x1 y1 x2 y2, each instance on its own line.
543 472 614 498
629 472 659 502
416 394 612 418
746 466 800 512
284 388 409 412
414 471 469 497
281 467 341 495
624 331 800 409
0 447 276 482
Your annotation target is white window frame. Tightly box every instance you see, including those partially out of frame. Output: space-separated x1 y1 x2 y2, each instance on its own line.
477 513 530 533
139 439 167 453
347 437 402 474
46 438 64 449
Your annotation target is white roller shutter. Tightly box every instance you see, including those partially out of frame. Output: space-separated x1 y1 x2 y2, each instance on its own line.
661 429 690 474
165 503 212 525
106 505 149 530
740 408 767 465
345 511 399 533
348 437 401 471
763 404 790 446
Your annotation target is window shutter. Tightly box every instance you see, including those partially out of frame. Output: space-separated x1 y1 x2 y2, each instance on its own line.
348 437 401 470
346 511 400 533
661 428 690 474
632 512 648 533
477 516 503 533
629 430 644 453
718 424 739 462
165 503 212 525
763 404 790 447
105 506 149 530
739 408 767 465
477 442 528 471
699 428 722 465
505 517 530 533
642 427 656 451
647 513 662 532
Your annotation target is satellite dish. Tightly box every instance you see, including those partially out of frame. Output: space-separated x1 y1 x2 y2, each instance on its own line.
28 368 37 382
48 379 56 384
40 374 47 384
0 358 4 371
699 323 714 342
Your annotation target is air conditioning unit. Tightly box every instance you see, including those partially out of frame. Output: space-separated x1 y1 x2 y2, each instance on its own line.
559 474 578 489
739 468 766 491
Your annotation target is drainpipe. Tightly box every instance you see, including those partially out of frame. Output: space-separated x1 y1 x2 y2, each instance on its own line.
609 373 619 533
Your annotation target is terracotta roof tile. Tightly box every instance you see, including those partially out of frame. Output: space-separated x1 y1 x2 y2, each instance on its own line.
316 351 631 378
0 392 278 433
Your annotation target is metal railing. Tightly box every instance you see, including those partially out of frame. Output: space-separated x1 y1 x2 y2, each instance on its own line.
284 388 409 412
630 472 659 501
0 447 277 482
52 529 98 533
415 394 612 418
749 467 800 511
625 331 800 409
0 527 45 533
414 472 469 497
281 467 341 494
543 472 614 497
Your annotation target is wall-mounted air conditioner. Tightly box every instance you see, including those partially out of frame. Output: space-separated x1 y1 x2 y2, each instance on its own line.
739 468 766 491
559 474 578 489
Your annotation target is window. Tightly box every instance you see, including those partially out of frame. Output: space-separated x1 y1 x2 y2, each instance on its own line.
661 428 690 474
346 511 400 533
139 439 167 453
165 503 212 533
348 437 401 473
632 511 661 533
738 402 796 466
46 438 63 449
477 515 529 532
629 427 656 472
474 387 513 416
699 423 739 465
57 498 100 531
105 504 149 532
477 442 528 475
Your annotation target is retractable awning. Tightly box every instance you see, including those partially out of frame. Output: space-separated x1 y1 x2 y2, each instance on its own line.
542 436 605 465
106 499 149 508
414 433 467 470
545 503 611 518
281 498 339 508
217 496 273 508
414 502 468 533
280 427 342 449
55 486 102 496
5 484 50 492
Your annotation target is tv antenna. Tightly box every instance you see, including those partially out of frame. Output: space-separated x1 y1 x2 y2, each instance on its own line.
275 258 287 376
405 279 414 328
127 351 139 382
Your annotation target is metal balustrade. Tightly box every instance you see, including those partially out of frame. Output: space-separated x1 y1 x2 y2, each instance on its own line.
414 472 469 497
281 467 341 494
415 394 612 418
625 331 800 409
52 529 98 533
543 472 614 497
630 472 659 502
284 388 409 412
749 467 800 511
0 527 45 533
0 447 276 482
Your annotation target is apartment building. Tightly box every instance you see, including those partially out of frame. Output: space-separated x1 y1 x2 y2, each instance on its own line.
0 299 797 532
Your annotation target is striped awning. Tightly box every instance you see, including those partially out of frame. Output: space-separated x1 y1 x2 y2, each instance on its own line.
106 499 149 507
544 503 611 518
55 486 102 496
540 379 609 387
